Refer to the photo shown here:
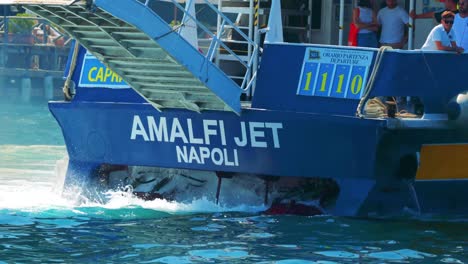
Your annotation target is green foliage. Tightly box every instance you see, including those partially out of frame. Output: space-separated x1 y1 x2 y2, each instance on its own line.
8 13 35 34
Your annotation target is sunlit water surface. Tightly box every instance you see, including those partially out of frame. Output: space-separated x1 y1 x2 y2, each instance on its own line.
0 102 467 263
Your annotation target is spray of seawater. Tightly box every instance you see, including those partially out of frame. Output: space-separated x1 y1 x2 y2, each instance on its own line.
0 145 265 220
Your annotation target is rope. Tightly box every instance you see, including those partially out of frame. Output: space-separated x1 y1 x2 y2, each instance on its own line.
157 4 209 41
363 97 387 118
363 97 420 118
397 110 420 118
395 106 420 118
62 40 80 101
420 49 438 92
356 46 392 118
155 23 184 41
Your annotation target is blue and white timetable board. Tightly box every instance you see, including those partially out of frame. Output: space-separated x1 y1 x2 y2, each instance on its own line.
296 47 374 100
78 52 129 89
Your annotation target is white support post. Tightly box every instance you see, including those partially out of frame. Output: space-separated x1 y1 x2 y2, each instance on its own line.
179 0 199 49
251 0 260 97
215 0 222 67
307 0 312 43
408 0 414 50
264 0 283 43
339 0 344 46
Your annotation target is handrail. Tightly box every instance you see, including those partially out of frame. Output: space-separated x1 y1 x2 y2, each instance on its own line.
142 0 259 93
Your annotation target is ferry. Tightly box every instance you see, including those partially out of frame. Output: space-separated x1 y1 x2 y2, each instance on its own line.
5 0 468 217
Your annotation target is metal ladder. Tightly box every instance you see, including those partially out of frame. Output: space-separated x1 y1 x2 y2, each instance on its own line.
215 0 263 96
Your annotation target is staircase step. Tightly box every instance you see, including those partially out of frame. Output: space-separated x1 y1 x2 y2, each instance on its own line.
150 99 226 112
221 7 264 14
123 71 193 78
115 63 185 71
132 82 206 90
128 46 166 57
131 76 202 86
143 90 217 103
120 39 156 47
225 25 250 30
150 100 201 112
111 31 149 39
104 53 174 62
140 85 209 93
222 39 250 44
106 59 178 68
217 54 249 61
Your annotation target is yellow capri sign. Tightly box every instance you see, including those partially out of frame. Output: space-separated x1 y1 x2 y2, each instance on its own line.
78 52 129 89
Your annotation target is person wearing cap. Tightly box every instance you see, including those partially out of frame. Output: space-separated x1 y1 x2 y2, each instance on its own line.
422 11 464 53
410 0 459 24
453 0 468 50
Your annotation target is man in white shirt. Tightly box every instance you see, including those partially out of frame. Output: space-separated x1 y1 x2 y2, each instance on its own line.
453 0 468 50
422 11 464 53
377 0 410 48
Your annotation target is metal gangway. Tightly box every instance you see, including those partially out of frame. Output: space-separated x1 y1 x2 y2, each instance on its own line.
8 0 263 114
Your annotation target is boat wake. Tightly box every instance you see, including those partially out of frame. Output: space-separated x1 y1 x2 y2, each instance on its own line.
0 145 266 220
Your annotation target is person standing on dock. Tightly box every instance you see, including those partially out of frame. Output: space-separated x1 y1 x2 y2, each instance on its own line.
454 0 468 50
377 0 410 49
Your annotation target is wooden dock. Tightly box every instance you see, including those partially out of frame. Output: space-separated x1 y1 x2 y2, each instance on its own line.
0 42 69 102
1 10 70 102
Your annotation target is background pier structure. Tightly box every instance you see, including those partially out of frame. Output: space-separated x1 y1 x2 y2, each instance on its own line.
0 4 70 102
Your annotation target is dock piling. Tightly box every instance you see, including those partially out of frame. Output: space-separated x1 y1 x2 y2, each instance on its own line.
21 77 32 103
0 76 5 96
44 75 54 100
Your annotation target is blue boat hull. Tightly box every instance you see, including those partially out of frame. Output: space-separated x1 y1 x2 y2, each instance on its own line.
49 101 468 217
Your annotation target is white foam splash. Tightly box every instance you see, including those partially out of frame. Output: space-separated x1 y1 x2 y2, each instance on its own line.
0 145 266 215
0 146 72 210
79 190 266 214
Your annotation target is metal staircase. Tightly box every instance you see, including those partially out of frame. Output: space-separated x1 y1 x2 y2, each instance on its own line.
216 0 261 91
19 0 261 114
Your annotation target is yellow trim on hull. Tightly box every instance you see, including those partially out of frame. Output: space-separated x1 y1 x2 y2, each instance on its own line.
417 144 468 180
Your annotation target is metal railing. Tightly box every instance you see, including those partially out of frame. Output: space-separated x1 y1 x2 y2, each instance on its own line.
142 0 260 93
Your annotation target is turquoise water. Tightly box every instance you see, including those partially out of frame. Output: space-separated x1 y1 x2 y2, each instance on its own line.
0 102 467 263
